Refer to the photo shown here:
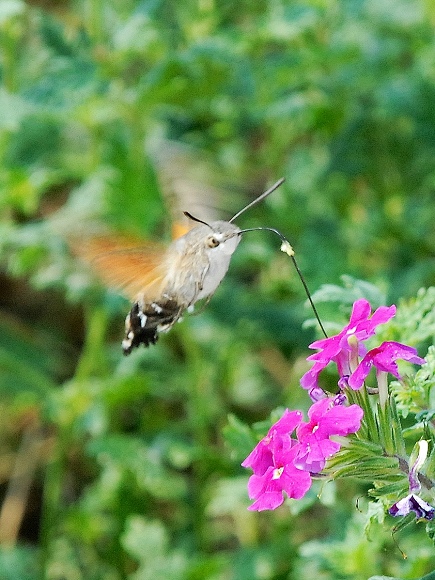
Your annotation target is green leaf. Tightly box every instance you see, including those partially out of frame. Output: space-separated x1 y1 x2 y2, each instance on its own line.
418 572 435 580
385 288 435 346
369 481 409 498
0 313 58 397
313 275 387 309
121 516 187 580
223 414 257 462
87 434 187 500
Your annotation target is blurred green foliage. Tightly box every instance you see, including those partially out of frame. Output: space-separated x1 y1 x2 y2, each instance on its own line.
1 0 435 578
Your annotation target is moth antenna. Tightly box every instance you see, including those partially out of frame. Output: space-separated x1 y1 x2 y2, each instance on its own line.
183 178 285 227
183 211 213 229
229 178 285 223
237 226 328 339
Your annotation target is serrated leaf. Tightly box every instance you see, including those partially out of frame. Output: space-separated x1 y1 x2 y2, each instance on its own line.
223 414 258 462
121 516 187 580
87 435 187 500
310 276 387 310
369 481 409 498
385 288 435 346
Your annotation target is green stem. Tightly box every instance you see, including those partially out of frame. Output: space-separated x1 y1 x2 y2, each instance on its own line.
40 430 67 578
40 305 109 572
86 0 104 45
347 385 380 444
425 0 435 26
0 18 22 93
388 395 406 457
377 401 394 455
175 323 213 551
75 305 109 380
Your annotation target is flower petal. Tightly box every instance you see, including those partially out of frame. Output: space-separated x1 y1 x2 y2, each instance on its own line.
348 341 425 389
302 300 399 390
246 461 312 511
389 494 435 520
242 410 303 474
295 399 363 471
295 438 340 473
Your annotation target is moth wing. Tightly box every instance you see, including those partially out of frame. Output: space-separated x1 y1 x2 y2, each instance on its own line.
75 237 169 301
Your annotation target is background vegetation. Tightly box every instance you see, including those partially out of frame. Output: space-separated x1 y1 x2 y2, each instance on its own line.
0 0 435 578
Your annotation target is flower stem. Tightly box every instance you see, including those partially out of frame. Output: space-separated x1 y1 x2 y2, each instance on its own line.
377 400 394 454
377 370 388 409
388 395 406 457
75 304 109 380
346 386 380 444
39 429 66 574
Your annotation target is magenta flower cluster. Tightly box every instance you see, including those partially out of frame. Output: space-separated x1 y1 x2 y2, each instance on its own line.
242 299 426 512
242 399 363 511
300 299 425 395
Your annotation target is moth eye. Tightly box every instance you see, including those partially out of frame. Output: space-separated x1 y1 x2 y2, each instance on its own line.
206 236 220 248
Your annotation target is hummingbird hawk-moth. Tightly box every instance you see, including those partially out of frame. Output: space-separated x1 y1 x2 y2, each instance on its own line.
80 178 325 354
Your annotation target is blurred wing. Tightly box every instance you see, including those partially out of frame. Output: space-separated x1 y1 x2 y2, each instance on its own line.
149 139 244 232
75 237 169 301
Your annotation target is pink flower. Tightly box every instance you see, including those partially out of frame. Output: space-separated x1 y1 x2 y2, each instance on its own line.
242 409 303 475
242 410 311 511
300 299 396 391
242 400 363 510
348 341 426 390
295 398 364 472
245 445 312 511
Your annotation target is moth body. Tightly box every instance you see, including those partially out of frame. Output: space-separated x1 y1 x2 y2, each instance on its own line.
122 221 241 354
